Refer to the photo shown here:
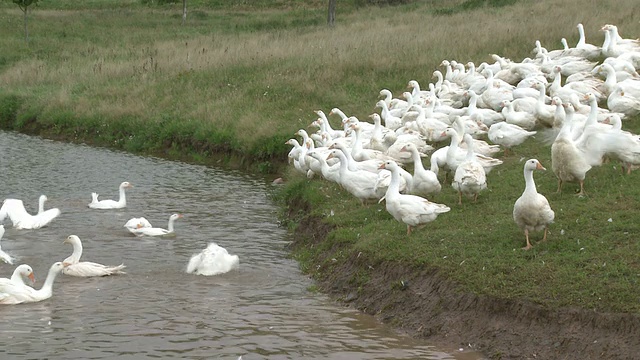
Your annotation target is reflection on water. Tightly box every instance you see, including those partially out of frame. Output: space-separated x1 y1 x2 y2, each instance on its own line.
0 131 482 359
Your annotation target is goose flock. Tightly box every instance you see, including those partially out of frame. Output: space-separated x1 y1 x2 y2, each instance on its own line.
0 181 240 305
287 23 640 248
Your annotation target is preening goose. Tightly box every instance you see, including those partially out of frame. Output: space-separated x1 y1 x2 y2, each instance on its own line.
124 217 152 234
88 181 133 209
186 243 240 276
130 214 183 237
513 159 555 250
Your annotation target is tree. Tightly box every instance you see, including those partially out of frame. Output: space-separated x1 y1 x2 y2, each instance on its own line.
12 0 39 42
327 0 336 27
182 0 187 25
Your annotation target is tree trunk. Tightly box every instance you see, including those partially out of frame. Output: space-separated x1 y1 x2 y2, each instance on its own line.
182 0 187 25
327 0 336 27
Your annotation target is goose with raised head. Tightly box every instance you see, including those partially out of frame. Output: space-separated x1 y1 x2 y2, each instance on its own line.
89 181 133 209
306 151 340 183
513 159 555 250
0 226 14 264
0 195 61 230
399 143 441 197
379 160 450 235
0 262 65 305
187 243 240 276
329 142 383 174
532 81 555 127
314 110 345 140
326 149 385 204
130 214 183 237
500 99 537 130
62 235 126 277
575 23 601 60
441 127 503 176
452 134 487 205
0 264 36 287
551 104 592 196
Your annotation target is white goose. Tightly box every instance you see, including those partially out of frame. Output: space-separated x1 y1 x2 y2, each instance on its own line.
327 149 385 204
399 143 441 197
0 226 14 264
186 243 240 276
0 264 35 287
0 262 65 305
551 104 592 195
379 160 450 235
131 214 183 237
62 235 126 277
513 159 555 250
124 217 152 234
488 122 537 155
0 195 61 230
88 181 133 209
452 134 487 204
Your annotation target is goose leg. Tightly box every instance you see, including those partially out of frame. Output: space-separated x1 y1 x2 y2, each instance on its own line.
542 227 548 242
407 225 412 236
522 229 532 250
458 191 463 205
576 180 586 196
556 179 563 193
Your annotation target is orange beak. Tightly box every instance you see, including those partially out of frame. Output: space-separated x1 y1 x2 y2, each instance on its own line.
536 162 546 171
28 273 35 284
62 262 71 267
378 163 386 170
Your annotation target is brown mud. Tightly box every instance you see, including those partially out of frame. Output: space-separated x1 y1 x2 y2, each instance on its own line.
290 212 640 360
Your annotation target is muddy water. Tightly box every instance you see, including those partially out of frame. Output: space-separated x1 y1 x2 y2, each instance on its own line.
0 131 482 359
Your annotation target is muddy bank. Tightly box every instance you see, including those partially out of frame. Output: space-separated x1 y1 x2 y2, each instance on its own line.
290 213 640 359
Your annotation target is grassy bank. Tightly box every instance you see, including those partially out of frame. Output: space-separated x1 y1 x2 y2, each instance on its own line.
2 0 640 318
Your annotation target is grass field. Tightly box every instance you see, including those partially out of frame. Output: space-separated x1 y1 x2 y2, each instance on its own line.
1 0 640 313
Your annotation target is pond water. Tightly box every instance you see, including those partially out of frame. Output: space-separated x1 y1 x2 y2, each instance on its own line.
0 131 482 359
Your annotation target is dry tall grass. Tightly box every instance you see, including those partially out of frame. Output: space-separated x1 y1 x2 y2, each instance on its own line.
0 0 638 148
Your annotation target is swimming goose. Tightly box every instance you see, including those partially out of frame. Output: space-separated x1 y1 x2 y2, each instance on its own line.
130 214 183 237
0 262 65 305
88 181 133 209
0 264 35 287
513 159 555 250
62 235 126 277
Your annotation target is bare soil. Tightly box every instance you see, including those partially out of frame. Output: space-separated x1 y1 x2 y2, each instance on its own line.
291 213 640 360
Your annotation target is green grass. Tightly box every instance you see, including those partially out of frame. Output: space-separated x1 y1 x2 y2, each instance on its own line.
2 0 640 313
275 132 640 313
